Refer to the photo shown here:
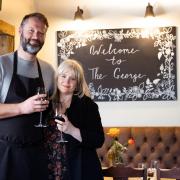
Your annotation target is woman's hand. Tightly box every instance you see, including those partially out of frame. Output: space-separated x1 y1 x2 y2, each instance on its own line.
55 114 74 134
55 114 82 142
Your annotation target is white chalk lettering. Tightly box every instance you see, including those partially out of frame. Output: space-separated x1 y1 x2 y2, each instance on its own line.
105 56 127 65
89 43 139 56
114 68 146 83
89 67 107 80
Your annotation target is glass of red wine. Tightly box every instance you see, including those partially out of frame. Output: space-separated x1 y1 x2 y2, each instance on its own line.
52 102 68 143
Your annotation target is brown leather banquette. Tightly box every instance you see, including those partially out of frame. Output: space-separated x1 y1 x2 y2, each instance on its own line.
97 127 180 169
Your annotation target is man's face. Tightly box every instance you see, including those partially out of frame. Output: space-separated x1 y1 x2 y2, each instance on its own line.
19 17 47 55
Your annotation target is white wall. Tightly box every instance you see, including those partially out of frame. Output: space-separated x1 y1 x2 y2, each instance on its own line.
37 0 180 127
0 0 35 48
0 0 180 126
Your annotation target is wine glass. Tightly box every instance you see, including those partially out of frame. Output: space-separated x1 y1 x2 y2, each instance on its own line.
147 160 159 179
138 163 147 169
52 102 68 143
34 86 48 128
150 160 159 169
138 163 147 180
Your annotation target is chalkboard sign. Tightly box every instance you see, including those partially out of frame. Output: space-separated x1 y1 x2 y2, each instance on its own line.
57 27 177 101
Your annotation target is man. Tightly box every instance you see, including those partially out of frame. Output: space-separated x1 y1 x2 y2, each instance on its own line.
0 12 55 180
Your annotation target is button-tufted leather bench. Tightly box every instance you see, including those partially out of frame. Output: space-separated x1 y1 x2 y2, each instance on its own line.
97 127 180 169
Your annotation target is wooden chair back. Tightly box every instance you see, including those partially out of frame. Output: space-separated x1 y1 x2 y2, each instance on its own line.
157 167 180 180
102 164 147 180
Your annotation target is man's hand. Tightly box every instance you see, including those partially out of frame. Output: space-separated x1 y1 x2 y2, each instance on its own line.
18 94 49 114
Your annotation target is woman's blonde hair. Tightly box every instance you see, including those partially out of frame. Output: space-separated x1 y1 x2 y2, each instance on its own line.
55 59 90 99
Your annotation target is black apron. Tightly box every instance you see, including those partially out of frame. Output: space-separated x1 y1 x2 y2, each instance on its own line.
0 51 48 180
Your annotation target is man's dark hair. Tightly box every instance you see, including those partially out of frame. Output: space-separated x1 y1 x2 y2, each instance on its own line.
20 12 49 28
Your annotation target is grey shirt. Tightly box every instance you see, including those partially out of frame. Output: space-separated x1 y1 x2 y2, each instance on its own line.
0 52 55 102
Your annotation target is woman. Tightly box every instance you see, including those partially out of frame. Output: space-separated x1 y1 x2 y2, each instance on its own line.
45 59 105 180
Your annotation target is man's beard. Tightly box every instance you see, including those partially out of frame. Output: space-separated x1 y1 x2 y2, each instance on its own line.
20 34 44 55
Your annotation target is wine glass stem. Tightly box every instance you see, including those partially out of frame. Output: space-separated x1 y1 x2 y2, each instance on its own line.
60 131 64 140
39 112 43 124
55 108 58 116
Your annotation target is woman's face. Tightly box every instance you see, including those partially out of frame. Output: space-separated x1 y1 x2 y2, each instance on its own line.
57 69 77 95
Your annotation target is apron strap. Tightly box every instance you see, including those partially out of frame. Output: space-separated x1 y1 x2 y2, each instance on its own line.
0 51 45 102
36 60 45 88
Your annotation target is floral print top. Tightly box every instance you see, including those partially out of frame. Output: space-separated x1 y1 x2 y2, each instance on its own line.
45 119 68 180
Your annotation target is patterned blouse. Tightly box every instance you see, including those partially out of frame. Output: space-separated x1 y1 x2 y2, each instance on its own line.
45 119 68 180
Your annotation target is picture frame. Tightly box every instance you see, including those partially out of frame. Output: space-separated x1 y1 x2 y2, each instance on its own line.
57 27 177 101
0 20 15 55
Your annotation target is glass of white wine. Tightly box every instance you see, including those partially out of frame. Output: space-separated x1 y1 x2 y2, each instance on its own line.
34 86 48 128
